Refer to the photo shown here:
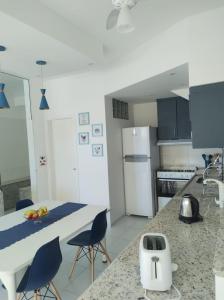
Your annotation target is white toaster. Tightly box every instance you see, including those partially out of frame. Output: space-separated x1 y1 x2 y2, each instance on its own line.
139 233 172 292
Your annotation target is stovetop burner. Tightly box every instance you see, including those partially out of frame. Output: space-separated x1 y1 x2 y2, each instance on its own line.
158 166 196 172
157 167 196 180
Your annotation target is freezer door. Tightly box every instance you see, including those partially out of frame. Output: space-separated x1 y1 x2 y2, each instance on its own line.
124 158 153 217
122 127 150 156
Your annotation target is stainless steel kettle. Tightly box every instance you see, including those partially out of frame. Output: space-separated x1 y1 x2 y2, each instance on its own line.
179 194 203 224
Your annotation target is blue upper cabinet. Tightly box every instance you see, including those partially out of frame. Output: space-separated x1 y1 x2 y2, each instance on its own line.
157 97 191 140
190 82 224 148
157 97 177 140
176 98 191 139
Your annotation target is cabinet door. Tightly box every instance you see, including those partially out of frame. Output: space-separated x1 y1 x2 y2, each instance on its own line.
176 98 191 139
157 98 177 140
190 82 224 148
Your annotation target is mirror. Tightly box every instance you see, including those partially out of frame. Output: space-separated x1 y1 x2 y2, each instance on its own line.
0 73 31 215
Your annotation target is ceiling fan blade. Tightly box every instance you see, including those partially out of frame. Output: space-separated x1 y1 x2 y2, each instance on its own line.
127 0 141 9
106 9 120 30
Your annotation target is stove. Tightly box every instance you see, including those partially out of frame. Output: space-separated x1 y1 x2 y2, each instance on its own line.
156 167 196 212
157 167 196 180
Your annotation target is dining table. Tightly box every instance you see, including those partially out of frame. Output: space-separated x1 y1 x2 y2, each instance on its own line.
0 200 106 300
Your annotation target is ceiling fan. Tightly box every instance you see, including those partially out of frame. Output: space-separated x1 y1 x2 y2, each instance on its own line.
106 0 140 33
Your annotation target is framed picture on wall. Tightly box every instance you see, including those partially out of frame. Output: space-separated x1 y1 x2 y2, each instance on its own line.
79 112 90 125
79 132 89 145
92 144 103 157
92 124 103 137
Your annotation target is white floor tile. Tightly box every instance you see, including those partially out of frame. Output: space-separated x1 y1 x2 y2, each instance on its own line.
60 289 78 300
65 269 92 296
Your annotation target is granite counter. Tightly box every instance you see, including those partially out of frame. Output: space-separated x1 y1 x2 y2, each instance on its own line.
78 176 223 300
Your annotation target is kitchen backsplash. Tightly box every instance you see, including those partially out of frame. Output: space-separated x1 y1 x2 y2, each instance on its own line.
160 144 221 169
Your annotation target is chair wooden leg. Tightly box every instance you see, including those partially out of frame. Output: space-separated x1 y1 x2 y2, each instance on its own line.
69 246 82 279
90 246 95 283
34 292 38 300
101 239 108 263
88 246 91 274
36 290 41 300
99 242 112 264
16 294 21 300
49 281 62 300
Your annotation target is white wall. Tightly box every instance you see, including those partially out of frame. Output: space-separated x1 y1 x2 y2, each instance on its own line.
105 98 134 223
43 71 110 208
133 102 158 127
189 6 224 86
29 78 50 202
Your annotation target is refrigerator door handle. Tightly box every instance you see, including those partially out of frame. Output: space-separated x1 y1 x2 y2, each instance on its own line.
123 155 151 158
124 155 150 163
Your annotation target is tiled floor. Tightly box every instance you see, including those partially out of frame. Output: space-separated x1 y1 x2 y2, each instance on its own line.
0 215 149 300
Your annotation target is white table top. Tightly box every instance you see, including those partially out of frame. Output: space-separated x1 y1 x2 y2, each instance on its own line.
0 201 105 273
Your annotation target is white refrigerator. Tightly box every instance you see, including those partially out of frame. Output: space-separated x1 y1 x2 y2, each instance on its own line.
122 127 159 218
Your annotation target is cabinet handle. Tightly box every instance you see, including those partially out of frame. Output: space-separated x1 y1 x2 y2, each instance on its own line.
174 128 176 138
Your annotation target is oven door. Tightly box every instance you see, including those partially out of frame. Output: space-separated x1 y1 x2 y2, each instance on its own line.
157 178 188 211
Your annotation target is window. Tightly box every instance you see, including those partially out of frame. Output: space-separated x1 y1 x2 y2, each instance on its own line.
112 98 129 120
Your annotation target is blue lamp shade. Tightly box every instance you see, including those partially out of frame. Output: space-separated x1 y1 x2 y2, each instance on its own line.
0 83 10 109
39 89 49 110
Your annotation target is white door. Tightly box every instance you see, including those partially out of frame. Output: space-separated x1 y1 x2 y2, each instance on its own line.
124 157 153 217
122 127 150 156
51 118 79 202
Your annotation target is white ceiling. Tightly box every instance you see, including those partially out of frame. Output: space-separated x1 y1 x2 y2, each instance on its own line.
107 64 189 102
39 0 224 59
0 0 223 77
0 0 103 78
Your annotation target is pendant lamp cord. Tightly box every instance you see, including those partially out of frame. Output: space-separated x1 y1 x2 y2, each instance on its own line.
40 65 44 89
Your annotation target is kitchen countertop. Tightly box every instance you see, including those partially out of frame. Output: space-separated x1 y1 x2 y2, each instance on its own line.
212 209 224 277
78 176 223 300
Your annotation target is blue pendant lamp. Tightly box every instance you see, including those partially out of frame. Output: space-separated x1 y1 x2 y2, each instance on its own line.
36 60 49 110
40 88 49 110
0 46 10 109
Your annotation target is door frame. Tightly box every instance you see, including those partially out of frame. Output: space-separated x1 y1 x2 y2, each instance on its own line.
23 80 37 201
47 117 80 202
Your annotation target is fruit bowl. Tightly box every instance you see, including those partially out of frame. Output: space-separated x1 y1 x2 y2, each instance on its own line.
24 207 48 222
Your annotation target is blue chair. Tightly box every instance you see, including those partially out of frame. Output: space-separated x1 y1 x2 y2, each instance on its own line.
16 237 62 300
67 209 111 282
16 199 34 211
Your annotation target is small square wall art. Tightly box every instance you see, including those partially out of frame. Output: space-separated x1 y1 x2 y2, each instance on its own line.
79 112 90 125
92 144 103 157
92 124 103 137
79 132 89 145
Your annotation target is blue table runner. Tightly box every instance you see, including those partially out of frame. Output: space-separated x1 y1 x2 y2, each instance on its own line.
0 202 86 250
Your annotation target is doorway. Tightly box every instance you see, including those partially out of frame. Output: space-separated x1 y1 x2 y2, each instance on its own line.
49 118 79 202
